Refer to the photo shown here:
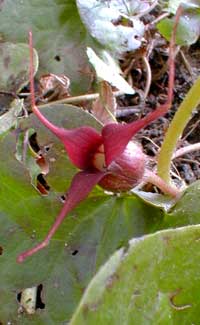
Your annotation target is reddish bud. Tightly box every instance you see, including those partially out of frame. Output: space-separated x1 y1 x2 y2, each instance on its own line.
93 142 145 192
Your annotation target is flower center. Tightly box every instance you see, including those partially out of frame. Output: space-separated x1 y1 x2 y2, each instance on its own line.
92 144 106 171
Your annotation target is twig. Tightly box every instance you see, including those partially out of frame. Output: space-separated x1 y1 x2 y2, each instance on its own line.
141 135 160 150
177 157 200 166
180 50 193 77
182 118 200 141
136 0 158 18
116 108 140 118
38 90 124 108
173 143 200 159
123 58 136 78
142 56 152 100
150 12 170 25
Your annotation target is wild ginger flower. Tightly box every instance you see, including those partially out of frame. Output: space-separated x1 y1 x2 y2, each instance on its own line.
17 9 181 262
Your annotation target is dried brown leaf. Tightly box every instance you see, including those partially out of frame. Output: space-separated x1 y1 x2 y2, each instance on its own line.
92 81 117 125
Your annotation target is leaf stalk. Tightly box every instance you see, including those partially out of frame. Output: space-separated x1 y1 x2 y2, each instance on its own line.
157 77 200 183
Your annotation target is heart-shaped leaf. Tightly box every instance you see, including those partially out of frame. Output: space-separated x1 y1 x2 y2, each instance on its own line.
157 3 200 46
0 0 97 94
0 42 38 93
0 104 163 323
0 99 24 135
1 104 200 323
71 225 200 324
87 48 135 94
77 0 145 54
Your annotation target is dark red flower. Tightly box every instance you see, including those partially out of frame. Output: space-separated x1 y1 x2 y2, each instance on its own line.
17 9 181 262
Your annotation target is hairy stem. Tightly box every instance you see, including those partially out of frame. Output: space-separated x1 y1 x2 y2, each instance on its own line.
157 76 200 183
145 170 180 197
29 31 71 137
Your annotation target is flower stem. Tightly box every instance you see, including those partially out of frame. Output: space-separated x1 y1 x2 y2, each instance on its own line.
145 170 180 197
157 76 200 183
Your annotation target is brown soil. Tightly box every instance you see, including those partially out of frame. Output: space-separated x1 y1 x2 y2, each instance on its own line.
116 29 200 185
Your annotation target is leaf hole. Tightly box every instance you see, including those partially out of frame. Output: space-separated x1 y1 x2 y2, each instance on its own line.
54 55 61 62
0 246 3 255
29 132 40 153
72 249 79 256
36 284 45 310
17 284 45 311
60 194 66 203
17 291 21 303
37 174 50 195
43 144 51 153
111 16 133 28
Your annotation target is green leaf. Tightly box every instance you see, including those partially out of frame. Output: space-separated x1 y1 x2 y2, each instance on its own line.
132 189 176 211
0 0 96 94
71 225 200 324
0 99 24 135
0 41 38 134
76 0 145 54
0 104 164 323
1 105 200 323
167 0 200 14
0 42 38 92
157 3 200 46
16 104 102 191
87 48 135 94
163 180 200 228
0 174 163 323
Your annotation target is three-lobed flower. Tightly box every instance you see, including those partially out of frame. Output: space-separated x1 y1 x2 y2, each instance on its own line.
17 9 182 262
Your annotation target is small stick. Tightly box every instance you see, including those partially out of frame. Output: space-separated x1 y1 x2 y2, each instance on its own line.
38 90 124 108
142 56 152 100
173 143 200 159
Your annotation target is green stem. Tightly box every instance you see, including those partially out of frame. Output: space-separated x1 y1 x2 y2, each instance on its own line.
157 77 200 183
